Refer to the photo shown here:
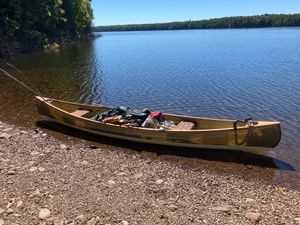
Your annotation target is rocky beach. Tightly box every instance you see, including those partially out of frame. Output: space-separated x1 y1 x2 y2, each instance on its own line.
0 121 299 225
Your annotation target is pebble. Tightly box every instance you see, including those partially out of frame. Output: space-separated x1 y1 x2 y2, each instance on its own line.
88 145 98 149
0 133 12 139
29 167 38 172
245 198 256 203
107 180 116 185
245 212 262 222
31 189 42 198
38 167 45 172
30 151 39 155
87 217 101 225
3 128 13 132
34 128 42 134
169 204 178 212
0 219 4 225
19 130 28 135
49 195 54 199
38 208 51 220
81 160 89 165
6 199 14 208
117 172 126 176
0 208 4 215
6 209 14 214
31 134 40 139
133 173 143 179
294 218 300 224
121 221 129 225
7 170 16 175
75 214 85 221
155 179 164 185
213 205 231 213
60 144 67 149
16 200 23 207
53 219 64 225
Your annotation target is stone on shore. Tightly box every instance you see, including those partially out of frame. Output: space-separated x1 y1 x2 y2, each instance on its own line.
6 170 16 175
86 216 101 225
0 133 12 139
213 205 231 213
38 208 51 220
245 212 262 222
53 219 64 225
155 179 164 184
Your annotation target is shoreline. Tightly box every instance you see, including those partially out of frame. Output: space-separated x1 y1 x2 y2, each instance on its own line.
0 33 100 59
0 120 299 224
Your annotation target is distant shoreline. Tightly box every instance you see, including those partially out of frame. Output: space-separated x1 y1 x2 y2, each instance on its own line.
94 26 300 33
93 13 300 32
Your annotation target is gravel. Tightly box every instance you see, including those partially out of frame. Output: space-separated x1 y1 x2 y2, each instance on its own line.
0 121 299 224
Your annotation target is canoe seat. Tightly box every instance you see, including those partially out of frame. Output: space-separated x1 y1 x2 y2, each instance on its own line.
70 109 90 117
172 121 195 130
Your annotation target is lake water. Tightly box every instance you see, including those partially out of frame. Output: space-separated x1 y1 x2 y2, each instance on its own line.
0 28 300 187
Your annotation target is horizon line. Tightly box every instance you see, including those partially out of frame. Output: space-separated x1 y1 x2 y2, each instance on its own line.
94 13 300 27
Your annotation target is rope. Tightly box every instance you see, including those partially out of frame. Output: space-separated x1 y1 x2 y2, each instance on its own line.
5 63 43 97
0 67 46 101
233 119 256 146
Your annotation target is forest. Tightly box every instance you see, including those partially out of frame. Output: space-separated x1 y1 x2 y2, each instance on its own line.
94 14 300 32
0 0 93 57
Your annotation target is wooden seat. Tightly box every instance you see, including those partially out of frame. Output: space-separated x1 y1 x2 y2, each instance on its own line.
70 109 90 117
172 121 195 130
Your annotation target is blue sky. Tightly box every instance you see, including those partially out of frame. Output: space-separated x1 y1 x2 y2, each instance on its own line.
92 0 300 26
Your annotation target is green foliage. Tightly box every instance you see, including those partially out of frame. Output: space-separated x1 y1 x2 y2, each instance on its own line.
62 0 93 37
94 14 300 32
0 0 93 56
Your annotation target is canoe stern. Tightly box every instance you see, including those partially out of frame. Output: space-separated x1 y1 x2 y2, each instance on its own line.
246 122 281 148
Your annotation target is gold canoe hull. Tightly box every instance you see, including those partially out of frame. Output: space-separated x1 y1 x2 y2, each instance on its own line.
36 96 281 152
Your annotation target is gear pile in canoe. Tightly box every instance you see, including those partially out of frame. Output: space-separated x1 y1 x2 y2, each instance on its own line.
92 106 177 129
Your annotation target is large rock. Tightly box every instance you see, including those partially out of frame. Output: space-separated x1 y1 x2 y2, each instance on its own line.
53 219 64 225
0 133 12 139
155 179 164 184
245 212 262 222
86 217 101 225
213 205 231 213
38 208 51 220
7 170 16 176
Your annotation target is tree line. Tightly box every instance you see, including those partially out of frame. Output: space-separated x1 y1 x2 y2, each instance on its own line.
94 14 300 32
0 0 93 57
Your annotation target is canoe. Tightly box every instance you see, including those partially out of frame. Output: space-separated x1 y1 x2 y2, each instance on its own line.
35 96 281 153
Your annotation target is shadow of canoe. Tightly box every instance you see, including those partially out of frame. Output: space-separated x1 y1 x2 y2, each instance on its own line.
36 120 295 172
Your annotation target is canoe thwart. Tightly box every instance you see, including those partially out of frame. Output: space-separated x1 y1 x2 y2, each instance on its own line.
70 109 90 117
172 121 195 130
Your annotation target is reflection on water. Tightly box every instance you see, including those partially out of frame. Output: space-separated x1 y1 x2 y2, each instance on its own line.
0 28 299 188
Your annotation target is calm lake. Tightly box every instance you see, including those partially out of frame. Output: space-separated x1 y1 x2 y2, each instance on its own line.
0 28 300 186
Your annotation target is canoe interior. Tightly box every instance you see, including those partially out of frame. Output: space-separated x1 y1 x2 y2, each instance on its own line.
49 100 240 130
